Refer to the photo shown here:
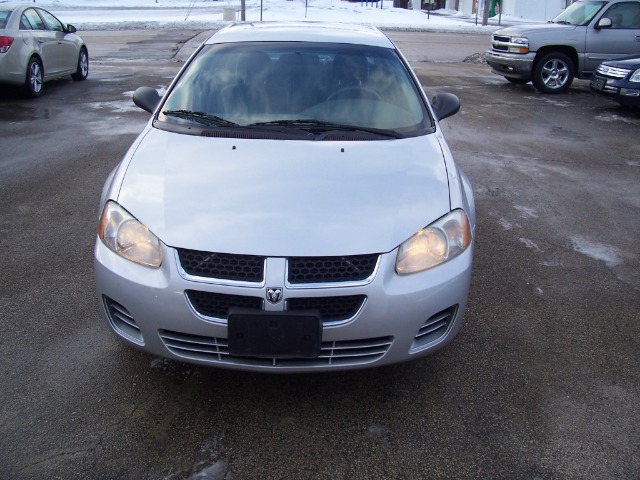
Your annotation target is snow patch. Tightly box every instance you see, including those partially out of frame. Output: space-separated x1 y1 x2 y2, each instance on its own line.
570 236 622 268
188 460 228 480
86 99 141 113
525 96 572 107
6 0 501 32
595 113 640 125
498 218 513 230
542 259 563 267
519 237 542 252
514 205 538 219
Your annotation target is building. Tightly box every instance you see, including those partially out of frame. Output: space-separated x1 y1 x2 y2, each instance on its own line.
445 0 578 22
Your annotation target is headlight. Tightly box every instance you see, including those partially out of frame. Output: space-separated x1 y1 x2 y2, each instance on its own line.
396 210 472 275
508 37 529 54
98 201 162 268
629 69 640 83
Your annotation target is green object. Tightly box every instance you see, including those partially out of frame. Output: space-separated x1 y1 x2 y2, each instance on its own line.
489 0 500 17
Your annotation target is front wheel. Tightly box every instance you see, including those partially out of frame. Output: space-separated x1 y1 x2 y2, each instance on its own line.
23 57 43 98
532 52 574 94
72 47 89 81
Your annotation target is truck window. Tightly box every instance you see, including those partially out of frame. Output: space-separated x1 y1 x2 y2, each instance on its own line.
551 1 607 26
602 2 640 28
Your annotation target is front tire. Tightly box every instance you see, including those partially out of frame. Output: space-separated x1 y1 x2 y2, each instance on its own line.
23 57 43 98
72 47 89 81
532 52 574 94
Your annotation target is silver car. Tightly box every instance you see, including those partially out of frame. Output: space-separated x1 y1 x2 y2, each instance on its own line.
94 22 475 372
0 4 88 97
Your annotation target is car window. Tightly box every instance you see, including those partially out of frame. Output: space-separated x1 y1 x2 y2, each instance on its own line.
158 42 431 137
603 1 640 28
0 10 11 29
21 8 46 30
551 0 608 25
37 8 64 32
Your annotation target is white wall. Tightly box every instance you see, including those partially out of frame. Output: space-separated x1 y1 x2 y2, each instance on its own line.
445 0 475 13
447 0 572 21
509 0 569 21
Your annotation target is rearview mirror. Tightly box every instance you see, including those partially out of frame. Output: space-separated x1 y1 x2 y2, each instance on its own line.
595 17 612 29
431 92 460 121
133 87 162 113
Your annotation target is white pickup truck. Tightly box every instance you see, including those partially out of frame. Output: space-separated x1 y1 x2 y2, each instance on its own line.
485 0 640 93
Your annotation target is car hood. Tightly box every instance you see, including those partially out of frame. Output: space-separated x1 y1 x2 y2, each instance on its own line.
602 55 640 69
494 23 577 37
117 128 451 257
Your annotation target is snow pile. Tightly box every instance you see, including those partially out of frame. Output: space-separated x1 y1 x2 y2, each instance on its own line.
3 0 502 32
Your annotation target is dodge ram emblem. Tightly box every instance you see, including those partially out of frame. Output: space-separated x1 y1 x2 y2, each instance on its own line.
266 287 283 304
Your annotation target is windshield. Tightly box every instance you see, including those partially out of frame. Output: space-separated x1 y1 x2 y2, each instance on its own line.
158 42 431 137
550 0 607 25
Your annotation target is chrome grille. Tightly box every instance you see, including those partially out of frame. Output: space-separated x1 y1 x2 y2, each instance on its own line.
176 250 379 285
177 249 265 282
287 254 379 284
159 329 393 367
186 290 263 319
411 306 457 351
596 64 631 79
491 34 511 51
187 290 365 323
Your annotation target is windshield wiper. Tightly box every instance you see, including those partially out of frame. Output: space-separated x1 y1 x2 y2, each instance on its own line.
249 119 402 139
162 110 238 127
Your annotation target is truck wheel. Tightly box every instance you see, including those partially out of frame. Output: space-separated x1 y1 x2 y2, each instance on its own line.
532 52 574 94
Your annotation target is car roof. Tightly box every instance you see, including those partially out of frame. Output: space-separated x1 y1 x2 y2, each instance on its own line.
205 21 395 49
0 4 33 14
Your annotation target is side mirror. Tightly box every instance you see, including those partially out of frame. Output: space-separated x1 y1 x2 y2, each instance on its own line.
431 92 460 121
595 17 612 29
65 24 77 33
133 86 162 113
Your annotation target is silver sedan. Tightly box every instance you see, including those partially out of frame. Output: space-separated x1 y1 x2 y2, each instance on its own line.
94 22 475 372
0 4 88 97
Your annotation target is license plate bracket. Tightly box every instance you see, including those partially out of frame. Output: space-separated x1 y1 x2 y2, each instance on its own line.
227 309 321 359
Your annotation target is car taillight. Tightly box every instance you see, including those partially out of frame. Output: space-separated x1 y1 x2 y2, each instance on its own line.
0 36 14 54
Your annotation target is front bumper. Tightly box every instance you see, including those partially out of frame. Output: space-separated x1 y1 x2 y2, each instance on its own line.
590 74 640 107
485 50 536 80
94 239 473 372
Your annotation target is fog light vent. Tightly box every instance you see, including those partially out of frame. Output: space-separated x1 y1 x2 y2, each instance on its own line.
103 296 144 345
411 306 457 351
